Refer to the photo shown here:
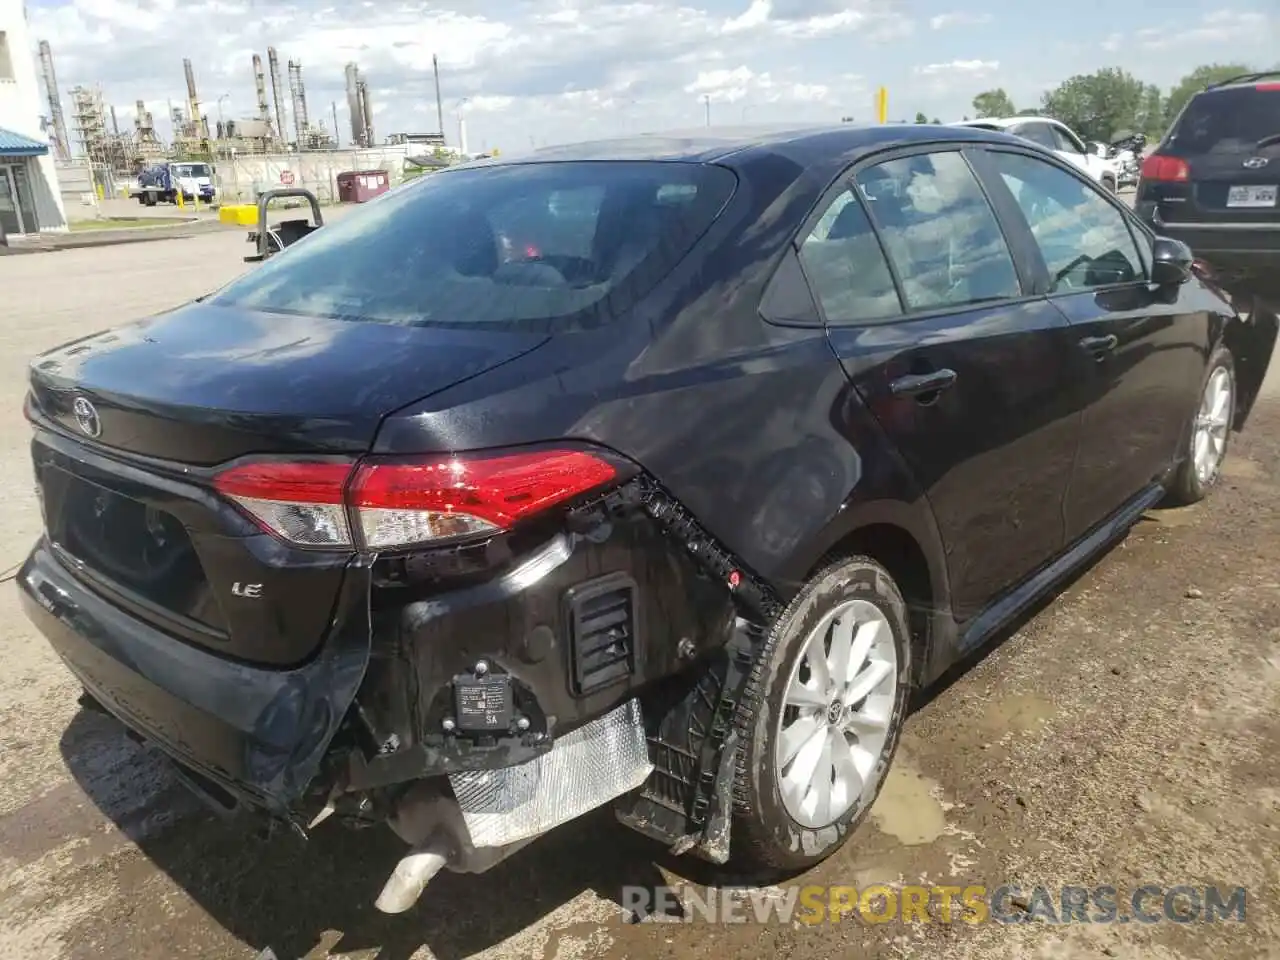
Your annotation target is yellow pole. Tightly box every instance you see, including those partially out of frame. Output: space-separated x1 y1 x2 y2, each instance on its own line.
176 189 184 210
876 87 888 124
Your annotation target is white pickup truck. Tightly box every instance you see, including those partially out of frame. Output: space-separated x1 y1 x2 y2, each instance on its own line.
952 116 1120 192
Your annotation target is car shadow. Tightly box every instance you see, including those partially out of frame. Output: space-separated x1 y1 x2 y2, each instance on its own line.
56 527 1137 958
58 710 674 960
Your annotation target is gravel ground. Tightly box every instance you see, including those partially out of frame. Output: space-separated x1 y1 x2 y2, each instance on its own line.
0 233 1276 960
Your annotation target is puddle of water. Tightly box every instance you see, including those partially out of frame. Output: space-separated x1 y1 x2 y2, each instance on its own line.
982 693 1055 733
869 762 946 846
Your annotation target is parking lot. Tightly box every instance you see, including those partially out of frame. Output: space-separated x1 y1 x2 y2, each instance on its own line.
0 232 1277 960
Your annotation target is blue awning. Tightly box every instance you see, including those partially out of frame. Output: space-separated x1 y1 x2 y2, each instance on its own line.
0 127 49 157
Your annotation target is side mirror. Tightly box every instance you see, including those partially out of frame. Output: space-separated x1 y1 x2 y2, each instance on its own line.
1151 236 1194 285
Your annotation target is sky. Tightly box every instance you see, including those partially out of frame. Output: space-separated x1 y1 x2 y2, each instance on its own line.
26 0 1280 154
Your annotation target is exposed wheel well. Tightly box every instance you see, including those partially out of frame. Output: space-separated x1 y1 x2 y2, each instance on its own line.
811 523 934 684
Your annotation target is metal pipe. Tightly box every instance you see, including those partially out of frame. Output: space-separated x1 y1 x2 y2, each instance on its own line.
267 47 288 151
433 54 444 137
358 80 373 147
345 63 364 147
374 842 450 914
38 41 71 160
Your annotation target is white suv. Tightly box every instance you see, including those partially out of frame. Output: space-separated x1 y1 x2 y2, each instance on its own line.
952 116 1120 192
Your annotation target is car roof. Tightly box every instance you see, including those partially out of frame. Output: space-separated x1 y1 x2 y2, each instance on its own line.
952 116 1066 131
452 122 1025 171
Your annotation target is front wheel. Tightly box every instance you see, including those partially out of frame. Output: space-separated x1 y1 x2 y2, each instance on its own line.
1165 343 1235 506
731 556 912 873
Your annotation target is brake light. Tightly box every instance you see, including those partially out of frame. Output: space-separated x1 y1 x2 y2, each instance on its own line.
1140 155 1189 182
214 449 619 550
1257 82 1280 91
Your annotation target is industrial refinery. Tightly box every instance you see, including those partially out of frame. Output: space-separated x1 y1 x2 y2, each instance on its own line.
35 40 389 178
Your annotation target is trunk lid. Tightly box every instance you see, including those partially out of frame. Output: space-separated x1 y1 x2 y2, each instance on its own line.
1153 84 1280 225
28 301 548 666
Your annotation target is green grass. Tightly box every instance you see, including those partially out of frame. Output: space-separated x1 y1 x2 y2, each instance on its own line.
68 216 192 232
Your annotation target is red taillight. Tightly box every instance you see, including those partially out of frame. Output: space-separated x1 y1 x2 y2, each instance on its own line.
1256 82 1280 91
214 449 619 551
1140 155 1190 182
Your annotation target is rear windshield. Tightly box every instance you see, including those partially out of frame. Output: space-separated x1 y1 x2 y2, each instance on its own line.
211 160 737 331
1167 85 1280 153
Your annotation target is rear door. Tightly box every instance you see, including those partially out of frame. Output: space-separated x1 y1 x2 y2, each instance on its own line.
1151 82 1280 226
808 147 1082 622
974 147 1204 541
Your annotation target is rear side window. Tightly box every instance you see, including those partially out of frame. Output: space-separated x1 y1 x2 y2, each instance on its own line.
1168 86 1280 153
796 189 901 324
854 151 1021 310
1050 126 1085 155
1014 123 1058 150
211 161 736 331
991 151 1144 291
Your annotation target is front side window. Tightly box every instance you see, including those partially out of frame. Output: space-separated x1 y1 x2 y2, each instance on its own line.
854 151 1021 310
796 188 901 324
991 151 1144 292
211 160 736 331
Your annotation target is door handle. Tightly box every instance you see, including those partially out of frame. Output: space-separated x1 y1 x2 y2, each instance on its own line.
889 368 958 398
1079 334 1118 359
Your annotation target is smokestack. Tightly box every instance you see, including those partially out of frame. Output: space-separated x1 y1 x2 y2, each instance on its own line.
110 105 120 136
182 58 200 126
358 80 373 147
433 55 444 138
252 54 272 131
267 47 288 150
38 41 71 160
287 60 309 147
345 62 364 147
331 101 340 147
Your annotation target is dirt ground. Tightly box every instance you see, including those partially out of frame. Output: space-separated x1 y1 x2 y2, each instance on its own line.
0 233 1277 960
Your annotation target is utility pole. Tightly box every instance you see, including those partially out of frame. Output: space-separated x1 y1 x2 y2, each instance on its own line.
704 94 710 127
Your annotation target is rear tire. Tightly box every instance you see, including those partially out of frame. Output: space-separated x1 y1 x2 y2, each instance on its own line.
731 556 911 873
1103 175 1117 194
1164 343 1235 506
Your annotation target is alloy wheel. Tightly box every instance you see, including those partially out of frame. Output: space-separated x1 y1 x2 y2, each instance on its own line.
773 598 898 829
1193 365 1233 486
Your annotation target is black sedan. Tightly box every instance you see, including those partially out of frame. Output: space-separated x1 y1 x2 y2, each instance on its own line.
19 123 1277 912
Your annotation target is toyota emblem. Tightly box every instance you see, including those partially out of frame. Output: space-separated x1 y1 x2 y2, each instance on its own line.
72 397 102 438
1242 157 1269 169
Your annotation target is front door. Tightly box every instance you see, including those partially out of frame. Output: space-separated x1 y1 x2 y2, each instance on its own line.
10 163 38 233
802 148 1081 622
978 147 1204 541
0 166 23 236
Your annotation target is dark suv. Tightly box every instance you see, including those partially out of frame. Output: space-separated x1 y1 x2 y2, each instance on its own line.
18 124 1278 915
1135 72 1280 307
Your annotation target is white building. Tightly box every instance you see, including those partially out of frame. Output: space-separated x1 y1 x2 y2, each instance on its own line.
0 0 65 237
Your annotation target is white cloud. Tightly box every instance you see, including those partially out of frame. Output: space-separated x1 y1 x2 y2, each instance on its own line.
1130 10 1272 50
914 60 1000 77
929 11 993 29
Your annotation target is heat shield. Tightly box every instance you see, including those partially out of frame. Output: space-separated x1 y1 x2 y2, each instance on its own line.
449 698 652 848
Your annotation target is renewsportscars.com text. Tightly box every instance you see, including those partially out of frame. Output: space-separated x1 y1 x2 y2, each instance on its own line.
621 883 1248 925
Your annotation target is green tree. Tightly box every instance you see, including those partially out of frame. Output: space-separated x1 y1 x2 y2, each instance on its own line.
1135 83 1165 138
1163 63 1256 127
1040 67 1146 142
972 88 1016 118
931 117 942 124
914 111 929 123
